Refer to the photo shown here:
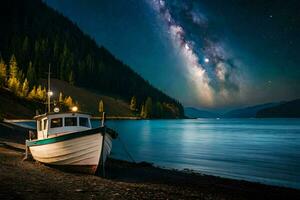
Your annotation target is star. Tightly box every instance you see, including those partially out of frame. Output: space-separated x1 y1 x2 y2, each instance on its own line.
204 57 210 63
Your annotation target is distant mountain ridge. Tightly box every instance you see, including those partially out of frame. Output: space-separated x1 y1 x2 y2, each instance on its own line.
186 99 300 119
222 102 281 118
184 103 280 119
256 99 300 118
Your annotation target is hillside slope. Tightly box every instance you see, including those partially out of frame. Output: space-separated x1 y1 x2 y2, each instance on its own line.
0 0 184 118
0 88 41 119
0 79 136 119
41 79 134 117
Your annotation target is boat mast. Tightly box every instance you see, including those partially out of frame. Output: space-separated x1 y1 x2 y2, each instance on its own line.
47 64 51 113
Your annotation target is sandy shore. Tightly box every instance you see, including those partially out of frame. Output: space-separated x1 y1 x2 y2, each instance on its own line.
1 123 300 200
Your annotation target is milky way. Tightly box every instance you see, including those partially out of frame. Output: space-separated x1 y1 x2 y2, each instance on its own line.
149 0 243 107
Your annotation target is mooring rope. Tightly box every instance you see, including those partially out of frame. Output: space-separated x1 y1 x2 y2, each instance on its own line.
118 136 136 163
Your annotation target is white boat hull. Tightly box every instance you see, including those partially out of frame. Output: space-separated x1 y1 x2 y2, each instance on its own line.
27 128 113 174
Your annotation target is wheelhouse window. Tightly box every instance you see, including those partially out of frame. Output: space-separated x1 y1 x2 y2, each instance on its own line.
51 118 62 128
65 117 77 126
79 117 89 127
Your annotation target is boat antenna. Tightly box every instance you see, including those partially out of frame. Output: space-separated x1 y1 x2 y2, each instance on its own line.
47 64 51 113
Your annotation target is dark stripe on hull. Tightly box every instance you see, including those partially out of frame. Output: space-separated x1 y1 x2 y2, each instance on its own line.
27 127 117 147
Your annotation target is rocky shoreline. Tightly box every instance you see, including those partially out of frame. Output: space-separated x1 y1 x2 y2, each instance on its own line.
1 123 300 200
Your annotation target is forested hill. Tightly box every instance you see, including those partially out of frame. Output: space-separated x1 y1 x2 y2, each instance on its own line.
0 0 184 118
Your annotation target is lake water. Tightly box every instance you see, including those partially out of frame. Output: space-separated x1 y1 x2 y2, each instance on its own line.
13 118 300 189
101 119 300 189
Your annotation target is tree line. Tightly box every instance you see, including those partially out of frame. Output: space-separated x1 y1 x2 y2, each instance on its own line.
129 96 182 119
0 55 76 111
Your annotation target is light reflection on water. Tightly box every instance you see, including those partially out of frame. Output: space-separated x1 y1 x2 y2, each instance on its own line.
102 119 300 189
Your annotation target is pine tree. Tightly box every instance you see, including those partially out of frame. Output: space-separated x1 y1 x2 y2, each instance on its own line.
68 70 75 85
140 104 145 118
144 97 153 118
0 58 7 86
98 100 104 113
36 85 44 101
9 55 18 79
7 77 20 95
7 55 21 94
27 86 37 100
20 78 29 97
130 96 137 111
59 92 63 103
64 96 74 108
26 61 37 86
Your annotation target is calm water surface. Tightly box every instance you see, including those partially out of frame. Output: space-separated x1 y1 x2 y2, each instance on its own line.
99 119 300 189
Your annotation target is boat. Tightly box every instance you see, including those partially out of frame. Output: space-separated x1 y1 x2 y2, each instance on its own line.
24 66 117 174
25 112 117 174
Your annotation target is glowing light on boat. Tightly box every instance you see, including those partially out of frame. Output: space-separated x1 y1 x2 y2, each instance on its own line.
48 91 53 96
71 106 78 112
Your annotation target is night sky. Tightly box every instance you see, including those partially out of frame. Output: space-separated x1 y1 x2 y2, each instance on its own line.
44 0 300 110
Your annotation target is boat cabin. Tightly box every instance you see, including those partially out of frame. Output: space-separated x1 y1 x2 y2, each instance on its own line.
35 112 92 139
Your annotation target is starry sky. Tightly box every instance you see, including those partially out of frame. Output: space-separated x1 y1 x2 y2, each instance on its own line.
44 0 300 110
